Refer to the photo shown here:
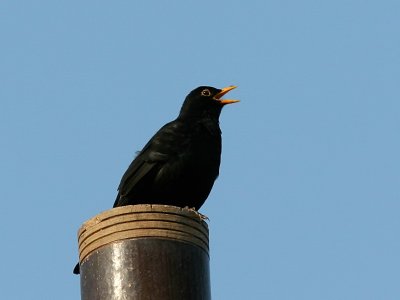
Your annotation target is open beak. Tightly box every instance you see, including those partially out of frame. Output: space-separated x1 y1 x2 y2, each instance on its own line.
213 85 240 105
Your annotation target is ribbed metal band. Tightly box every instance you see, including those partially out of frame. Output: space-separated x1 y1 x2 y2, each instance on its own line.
77 204 209 263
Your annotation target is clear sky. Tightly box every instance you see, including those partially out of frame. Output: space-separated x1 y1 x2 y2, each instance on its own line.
1 1 399 299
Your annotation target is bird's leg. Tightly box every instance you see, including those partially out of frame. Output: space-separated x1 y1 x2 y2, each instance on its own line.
183 206 209 221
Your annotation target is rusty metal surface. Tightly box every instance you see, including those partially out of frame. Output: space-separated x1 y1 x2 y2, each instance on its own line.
77 205 209 263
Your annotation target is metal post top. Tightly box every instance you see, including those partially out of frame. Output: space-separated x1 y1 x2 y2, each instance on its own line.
77 204 209 263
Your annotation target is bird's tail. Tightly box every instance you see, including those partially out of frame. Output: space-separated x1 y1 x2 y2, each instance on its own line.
73 262 80 274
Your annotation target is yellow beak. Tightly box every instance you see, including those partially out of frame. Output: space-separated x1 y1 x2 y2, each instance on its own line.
213 86 240 105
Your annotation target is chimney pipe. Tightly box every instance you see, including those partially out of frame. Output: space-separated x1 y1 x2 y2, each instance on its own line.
76 204 210 300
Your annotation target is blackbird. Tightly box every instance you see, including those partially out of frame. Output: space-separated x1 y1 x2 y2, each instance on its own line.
73 85 238 274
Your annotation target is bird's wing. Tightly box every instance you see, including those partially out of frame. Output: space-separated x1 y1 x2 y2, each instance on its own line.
114 120 189 206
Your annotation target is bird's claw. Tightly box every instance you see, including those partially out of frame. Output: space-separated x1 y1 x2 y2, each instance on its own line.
183 206 209 221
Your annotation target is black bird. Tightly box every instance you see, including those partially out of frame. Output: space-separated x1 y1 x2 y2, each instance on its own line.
114 85 239 209
73 85 238 274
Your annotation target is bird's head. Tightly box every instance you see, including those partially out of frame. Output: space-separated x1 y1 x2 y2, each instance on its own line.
179 86 239 120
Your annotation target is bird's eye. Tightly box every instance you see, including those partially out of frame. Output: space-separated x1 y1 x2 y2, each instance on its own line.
201 89 211 97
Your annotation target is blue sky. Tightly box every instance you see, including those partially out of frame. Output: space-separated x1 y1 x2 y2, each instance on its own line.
1 1 399 299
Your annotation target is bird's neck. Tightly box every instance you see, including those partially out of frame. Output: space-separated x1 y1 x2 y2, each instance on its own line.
176 112 221 137
178 110 221 124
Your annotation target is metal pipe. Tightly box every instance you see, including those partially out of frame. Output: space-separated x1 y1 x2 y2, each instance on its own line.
76 204 210 300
